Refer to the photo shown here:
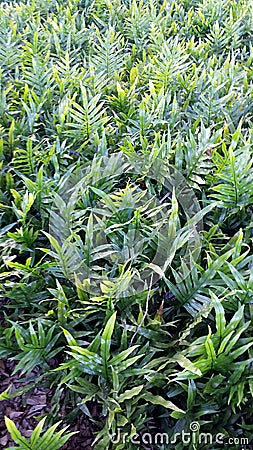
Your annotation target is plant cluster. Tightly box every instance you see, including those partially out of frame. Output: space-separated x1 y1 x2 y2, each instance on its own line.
0 0 253 448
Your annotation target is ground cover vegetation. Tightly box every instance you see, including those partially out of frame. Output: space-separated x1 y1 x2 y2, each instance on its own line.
0 0 253 448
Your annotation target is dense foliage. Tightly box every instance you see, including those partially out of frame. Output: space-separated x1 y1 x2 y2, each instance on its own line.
0 0 253 448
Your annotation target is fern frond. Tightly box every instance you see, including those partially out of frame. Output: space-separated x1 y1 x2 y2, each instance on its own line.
22 56 54 96
0 31 21 77
165 248 234 316
65 84 109 145
91 27 126 86
211 146 253 208
151 38 191 91
178 123 220 189
12 138 36 175
5 416 78 450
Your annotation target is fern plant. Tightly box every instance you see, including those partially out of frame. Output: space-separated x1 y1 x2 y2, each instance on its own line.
8 319 62 375
211 146 253 209
65 84 109 148
91 27 126 86
1 0 253 447
5 416 77 450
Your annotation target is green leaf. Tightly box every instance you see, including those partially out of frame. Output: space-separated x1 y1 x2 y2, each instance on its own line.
211 292 226 338
5 417 29 448
142 393 185 413
205 326 216 363
61 328 78 346
110 345 140 366
173 354 202 377
117 385 143 403
0 385 12 401
30 417 47 446
101 311 117 363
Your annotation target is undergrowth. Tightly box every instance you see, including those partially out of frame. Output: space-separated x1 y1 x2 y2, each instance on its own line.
0 0 253 448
